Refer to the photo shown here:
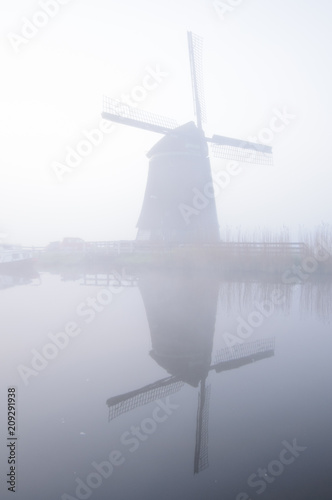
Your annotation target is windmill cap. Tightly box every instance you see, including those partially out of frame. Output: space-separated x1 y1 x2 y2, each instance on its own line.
147 121 207 159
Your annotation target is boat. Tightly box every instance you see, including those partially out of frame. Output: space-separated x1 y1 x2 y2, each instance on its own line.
0 245 34 269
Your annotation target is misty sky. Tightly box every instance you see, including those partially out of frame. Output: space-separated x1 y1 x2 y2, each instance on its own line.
1 0 331 245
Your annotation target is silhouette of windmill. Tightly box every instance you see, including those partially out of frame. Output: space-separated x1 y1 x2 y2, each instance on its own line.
106 338 275 474
102 32 273 243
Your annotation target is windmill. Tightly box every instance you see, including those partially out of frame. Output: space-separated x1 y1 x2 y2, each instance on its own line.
105 269 277 473
106 338 276 474
102 32 273 244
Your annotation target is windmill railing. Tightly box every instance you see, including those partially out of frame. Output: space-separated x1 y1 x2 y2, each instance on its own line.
22 241 309 260
35 240 309 255
79 273 138 287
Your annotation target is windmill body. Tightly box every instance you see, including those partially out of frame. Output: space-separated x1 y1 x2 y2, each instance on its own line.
138 269 219 386
102 32 273 244
136 122 220 242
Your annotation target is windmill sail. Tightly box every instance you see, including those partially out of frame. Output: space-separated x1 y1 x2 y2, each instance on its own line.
102 96 178 135
210 135 273 165
106 375 184 421
194 380 211 474
213 338 275 371
106 338 275 421
187 31 206 130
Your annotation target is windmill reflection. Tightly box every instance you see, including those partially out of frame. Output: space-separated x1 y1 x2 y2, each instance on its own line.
106 269 275 474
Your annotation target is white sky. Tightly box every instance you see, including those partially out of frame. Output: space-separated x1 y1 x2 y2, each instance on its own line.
0 0 331 245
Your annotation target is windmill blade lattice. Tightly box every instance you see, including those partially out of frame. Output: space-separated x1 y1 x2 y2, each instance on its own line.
210 135 273 165
106 375 184 421
187 31 207 129
213 338 276 368
102 96 178 135
194 381 211 474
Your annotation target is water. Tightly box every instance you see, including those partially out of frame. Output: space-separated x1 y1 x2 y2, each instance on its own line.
1 264 332 500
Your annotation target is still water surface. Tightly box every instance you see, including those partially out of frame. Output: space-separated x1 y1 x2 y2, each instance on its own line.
1 266 332 500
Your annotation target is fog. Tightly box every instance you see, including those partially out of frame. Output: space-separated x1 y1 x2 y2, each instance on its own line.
2 5 332 499
1 0 331 245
